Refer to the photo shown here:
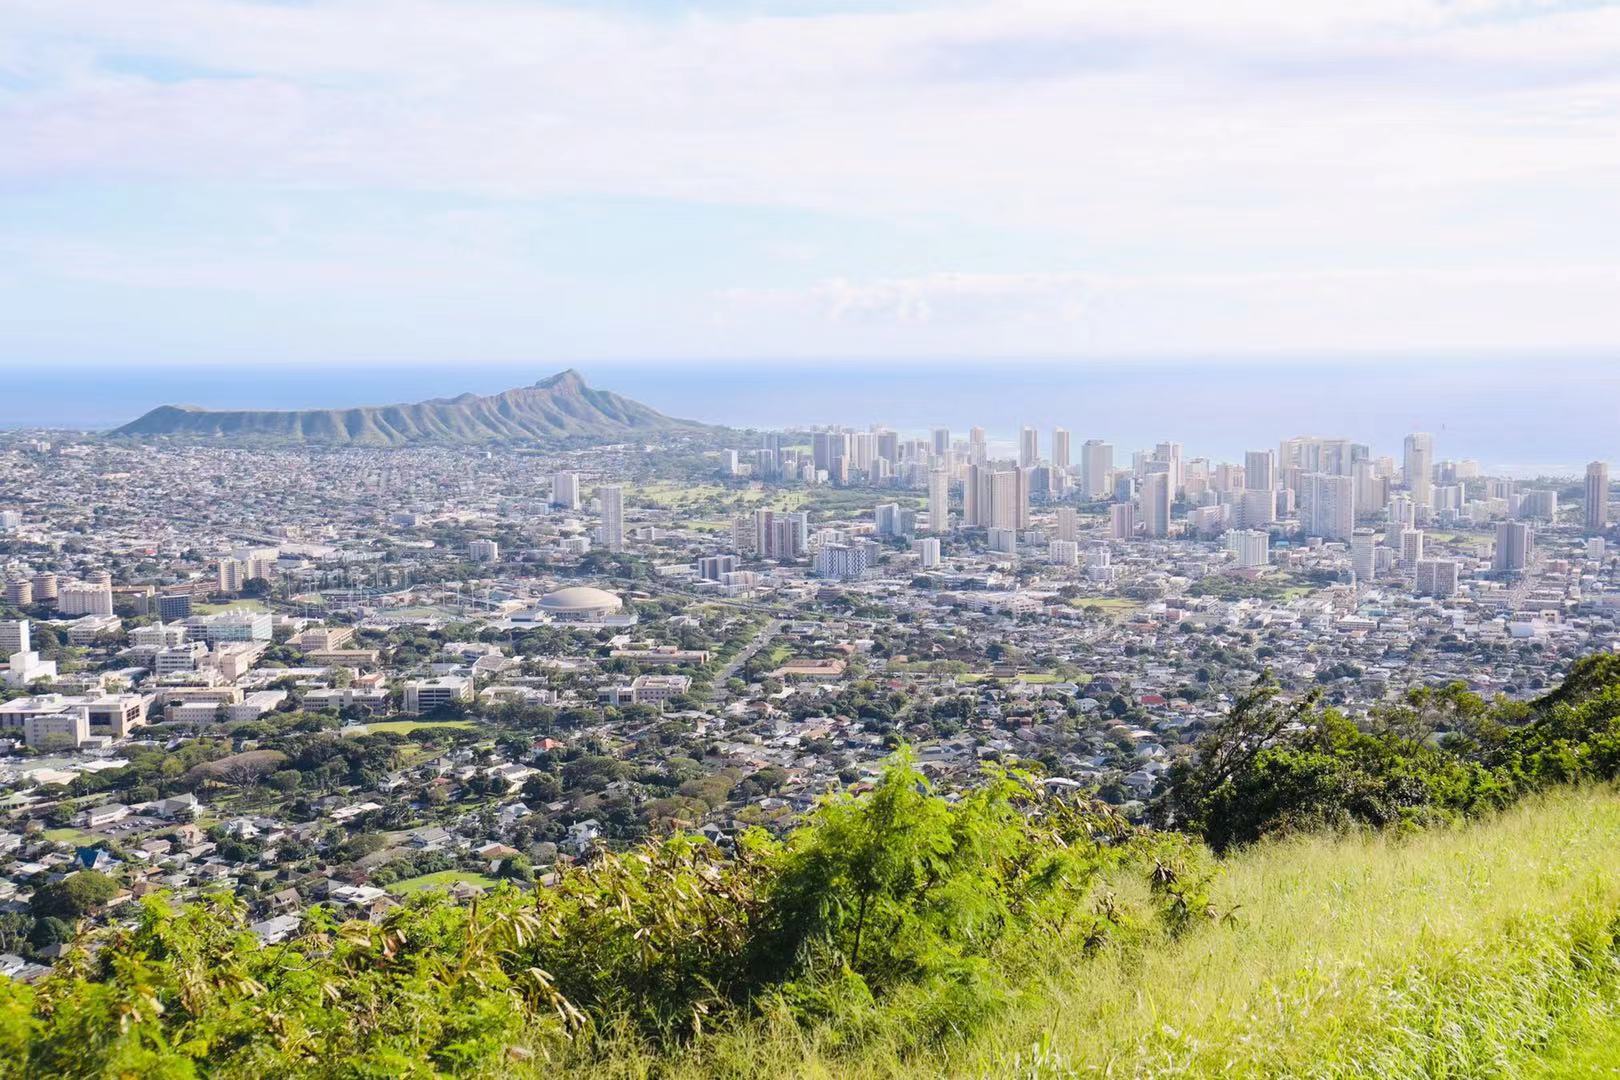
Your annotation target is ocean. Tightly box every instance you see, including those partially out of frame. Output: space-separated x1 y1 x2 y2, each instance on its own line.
4 356 1615 478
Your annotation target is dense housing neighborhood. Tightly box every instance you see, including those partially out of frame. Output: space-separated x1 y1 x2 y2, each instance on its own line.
1 422 1615 982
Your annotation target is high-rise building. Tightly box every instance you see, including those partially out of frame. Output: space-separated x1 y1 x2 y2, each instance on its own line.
552 471 581 510
59 581 114 617
754 509 809 560
598 484 624 552
1300 473 1355 541
1020 427 1040 468
965 466 1028 530
1586 461 1610 533
876 430 900 464
1226 529 1270 568
927 470 951 533
1109 502 1136 540
1051 428 1071 470
911 538 941 568
0 619 29 659
873 503 916 538
217 559 246 594
1140 471 1172 538
1244 450 1270 492
29 572 57 604
1404 433 1434 507
1054 506 1078 543
1493 521 1532 573
1235 488 1276 529
815 540 878 581
1153 442 1184 496
1049 539 1080 566
469 539 500 563
1081 440 1114 499
1351 530 1377 582
1415 558 1460 598
1352 460 1385 518
987 527 1018 555
1518 489 1558 521
1399 528 1424 567
931 428 951 456
696 555 739 581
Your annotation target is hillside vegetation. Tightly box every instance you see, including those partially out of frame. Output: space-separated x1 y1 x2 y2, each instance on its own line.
112 369 701 445
9 655 1620 1077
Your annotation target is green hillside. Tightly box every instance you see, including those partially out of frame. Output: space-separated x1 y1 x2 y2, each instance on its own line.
111 369 703 445
11 656 1620 1077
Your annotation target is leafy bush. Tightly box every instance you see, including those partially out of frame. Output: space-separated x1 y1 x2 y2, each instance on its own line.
0 753 1194 1075
1158 653 1620 852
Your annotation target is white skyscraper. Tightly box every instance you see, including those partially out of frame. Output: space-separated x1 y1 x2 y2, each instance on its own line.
1020 427 1040 468
1244 450 1275 491
1051 428 1071 470
1226 529 1270 568
912 537 941 568
965 465 1028 530
553 471 581 509
932 428 951 456
1109 502 1136 540
0 619 29 659
1081 440 1113 499
1415 558 1460 598
1140 471 1172 538
1047 539 1078 566
1404 433 1434 507
1587 461 1610 534
927 470 951 533
1055 506 1077 543
1493 521 1532 573
1399 528 1424 567
599 484 624 552
1351 530 1377 582
1301 473 1355 541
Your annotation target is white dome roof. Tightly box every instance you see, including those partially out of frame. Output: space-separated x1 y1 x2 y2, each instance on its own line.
538 586 623 613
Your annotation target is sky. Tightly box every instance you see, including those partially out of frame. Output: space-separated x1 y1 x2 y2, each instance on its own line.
2 0 1619 368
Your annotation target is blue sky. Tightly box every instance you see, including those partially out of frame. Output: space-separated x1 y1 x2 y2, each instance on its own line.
2 0 1618 367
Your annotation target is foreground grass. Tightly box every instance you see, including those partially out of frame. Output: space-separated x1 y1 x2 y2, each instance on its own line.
385 869 501 895
579 786 1620 1078
345 719 475 736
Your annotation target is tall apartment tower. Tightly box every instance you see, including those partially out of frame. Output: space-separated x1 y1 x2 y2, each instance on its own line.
927 470 951 533
1110 502 1136 540
1055 506 1078 543
1020 427 1040 468
1051 428 1071 470
1404 433 1435 507
598 484 624 552
1399 528 1424 567
931 428 951 456
1226 529 1270 568
1586 461 1610 533
1301 473 1355 541
1140 471 1172 538
1080 440 1113 499
552 471 581 509
1351 530 1377 582
1493 521 1532 573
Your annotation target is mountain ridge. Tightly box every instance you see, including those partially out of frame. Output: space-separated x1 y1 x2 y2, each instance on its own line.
112 369 703 446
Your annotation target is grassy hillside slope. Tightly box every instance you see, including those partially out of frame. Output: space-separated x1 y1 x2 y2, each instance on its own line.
621 786 1620 1078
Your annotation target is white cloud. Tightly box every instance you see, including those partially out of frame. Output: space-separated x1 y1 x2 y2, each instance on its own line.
2 0 1618 357
717 263 1620 354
